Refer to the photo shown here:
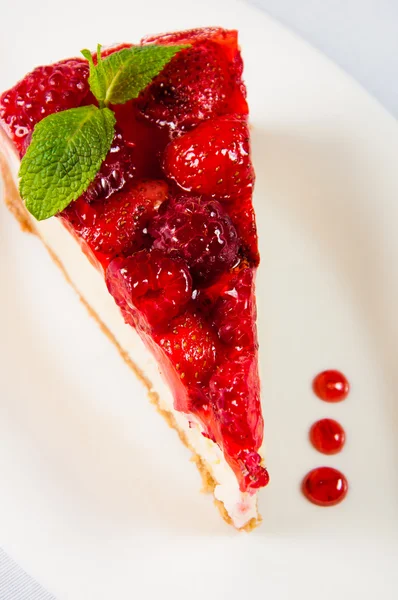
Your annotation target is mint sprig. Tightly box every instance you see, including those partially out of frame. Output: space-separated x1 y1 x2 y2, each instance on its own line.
81 44 187 106
19 43 187 220
20 106 115 220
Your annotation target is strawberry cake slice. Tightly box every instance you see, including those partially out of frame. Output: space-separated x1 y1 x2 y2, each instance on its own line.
0 27 269 529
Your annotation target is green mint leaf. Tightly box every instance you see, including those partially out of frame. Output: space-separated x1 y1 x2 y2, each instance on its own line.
19 105 115 220
81 44 187 106
81 45 108 105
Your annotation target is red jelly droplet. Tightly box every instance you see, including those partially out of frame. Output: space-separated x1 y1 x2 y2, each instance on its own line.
312 370 349 402
309 419 346 454
302 467 348 506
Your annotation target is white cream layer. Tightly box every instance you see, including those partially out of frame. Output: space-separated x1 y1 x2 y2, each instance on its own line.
1 129 259 529
37 216 258 529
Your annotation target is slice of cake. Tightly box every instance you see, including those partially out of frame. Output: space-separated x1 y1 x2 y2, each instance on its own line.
0 27 268 529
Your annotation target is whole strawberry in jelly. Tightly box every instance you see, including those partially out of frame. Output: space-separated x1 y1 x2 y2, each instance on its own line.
163 116 254 200
137 41 242 131
0 59 90 157
155 311 218 389
106 249 192 330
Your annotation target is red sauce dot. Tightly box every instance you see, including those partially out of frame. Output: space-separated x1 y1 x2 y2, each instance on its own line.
309 419 345 455
302 467 348 506
312 370 349 402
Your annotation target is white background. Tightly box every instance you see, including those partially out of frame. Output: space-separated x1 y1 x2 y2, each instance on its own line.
250 0 398 117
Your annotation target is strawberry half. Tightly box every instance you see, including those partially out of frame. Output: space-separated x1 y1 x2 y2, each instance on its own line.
163 116 255 200
136 42 230 131
106 249 192 331
137 28 248 132
61 180 168 269
155 311 218 390
0 59 90 157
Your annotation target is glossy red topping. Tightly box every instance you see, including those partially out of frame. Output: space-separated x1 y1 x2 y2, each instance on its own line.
302 467 348 506
309 418 346 455
313 370 350 403
150 196 239 285
156 311 218 388
137 43 229 131
106 249 192 330
163 116 254 199
0 59 90 157
61 180 168 269
1 28 268 494
142 26 240 47
208 354 266 488
229 197 260 265
83 128 137 203
198 264 257 350
138 29 247 131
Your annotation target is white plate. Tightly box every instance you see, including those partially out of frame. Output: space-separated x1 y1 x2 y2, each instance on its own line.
1 0 397 598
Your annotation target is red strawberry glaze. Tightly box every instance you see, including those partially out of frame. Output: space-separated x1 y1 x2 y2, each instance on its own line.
309 418 346 455
313 370 350 403
142 27 240 47
302 467 348 506
229 195 260 265
0 29 268 494
197 263 257 351
60 180 169 270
